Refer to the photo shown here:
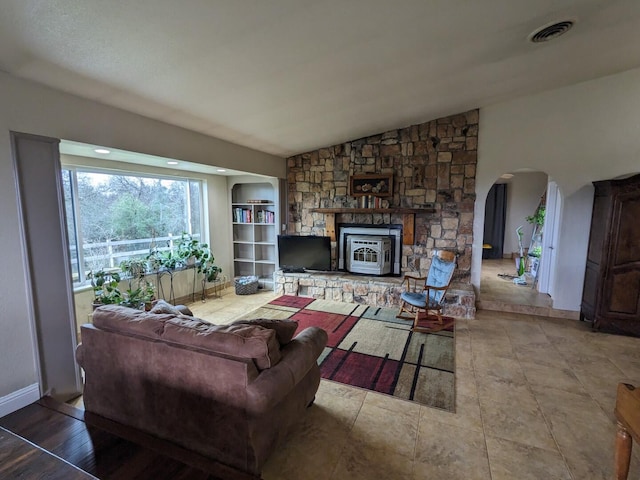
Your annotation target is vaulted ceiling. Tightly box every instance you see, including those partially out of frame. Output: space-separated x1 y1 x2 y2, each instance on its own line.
1 1 640 157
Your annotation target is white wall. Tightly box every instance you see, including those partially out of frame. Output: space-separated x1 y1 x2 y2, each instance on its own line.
0 71 284 402
476 67 640 311
501 172 548 256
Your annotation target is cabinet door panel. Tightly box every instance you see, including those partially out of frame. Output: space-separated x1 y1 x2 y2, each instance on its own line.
607 270 640 315
614 197 640 265
587 195 609 265
581 264 600 317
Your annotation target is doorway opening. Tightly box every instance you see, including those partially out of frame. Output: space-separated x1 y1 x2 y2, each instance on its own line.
479 171 560 313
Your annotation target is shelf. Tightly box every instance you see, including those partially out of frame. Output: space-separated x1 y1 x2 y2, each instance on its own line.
231 181 278 291
311 207 435 214
232 202 274 206
232 222 275 226
310 207 435 245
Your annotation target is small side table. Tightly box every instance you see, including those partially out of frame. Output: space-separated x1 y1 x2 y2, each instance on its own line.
201 276 225 301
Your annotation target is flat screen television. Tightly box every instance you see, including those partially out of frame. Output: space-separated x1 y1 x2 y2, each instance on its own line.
278 235 331 272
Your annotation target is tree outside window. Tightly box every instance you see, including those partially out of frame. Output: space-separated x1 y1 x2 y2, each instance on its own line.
61 168 204 284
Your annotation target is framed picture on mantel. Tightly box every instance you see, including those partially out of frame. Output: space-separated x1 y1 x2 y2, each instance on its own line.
350 174 393 197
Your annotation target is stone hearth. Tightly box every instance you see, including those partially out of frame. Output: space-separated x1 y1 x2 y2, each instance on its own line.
274 270 476 319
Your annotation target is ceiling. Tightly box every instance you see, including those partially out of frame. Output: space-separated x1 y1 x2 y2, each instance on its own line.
59 140 250 176
2 0 640 158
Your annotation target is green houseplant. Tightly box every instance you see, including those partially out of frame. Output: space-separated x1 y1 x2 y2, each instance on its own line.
119 258 147 281
196 244 222 282
175 232 222 282
119 259 157 309
119 281 156 309
201 263 222 282
526 206 546 227
89 269 123 308
90 268 156 310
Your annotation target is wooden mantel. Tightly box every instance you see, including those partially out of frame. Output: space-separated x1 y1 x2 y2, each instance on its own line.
310 207 436 245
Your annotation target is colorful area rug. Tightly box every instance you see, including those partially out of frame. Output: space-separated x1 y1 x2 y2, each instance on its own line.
238 295 455 411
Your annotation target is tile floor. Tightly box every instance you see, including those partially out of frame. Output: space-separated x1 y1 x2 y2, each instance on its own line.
477 258 582 320
183 285 640 480
479 258 552 308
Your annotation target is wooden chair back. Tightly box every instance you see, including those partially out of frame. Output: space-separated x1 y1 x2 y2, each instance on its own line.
615 383 640 479
436 250 456 263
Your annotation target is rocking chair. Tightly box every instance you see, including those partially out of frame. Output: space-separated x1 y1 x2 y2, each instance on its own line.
396 250 457 331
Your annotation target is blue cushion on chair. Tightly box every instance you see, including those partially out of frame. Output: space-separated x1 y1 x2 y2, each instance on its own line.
400 291 442 309
426 256 456 303
400 291 427 308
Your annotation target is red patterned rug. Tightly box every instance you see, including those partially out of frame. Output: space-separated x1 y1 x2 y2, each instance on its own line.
239 295 455 411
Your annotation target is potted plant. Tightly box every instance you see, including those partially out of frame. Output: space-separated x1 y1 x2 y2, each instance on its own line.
141 281 156 310
89 269 123 309
119 258 148 288
526 206 546 227
176 232 222 281
159 250 179 271
175 233 197 265
119 281 155 310
196 244 222 282
176 232 212 267
120 286 144 309
146 247 163 272
201 263 222 282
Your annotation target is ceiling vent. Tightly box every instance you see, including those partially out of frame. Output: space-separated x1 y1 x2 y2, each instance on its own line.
529 20 574 43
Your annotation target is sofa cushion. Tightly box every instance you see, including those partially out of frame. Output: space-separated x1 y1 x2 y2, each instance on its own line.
149 299 193 317
92 305 171 339
163 316 281 370
231 319 298 345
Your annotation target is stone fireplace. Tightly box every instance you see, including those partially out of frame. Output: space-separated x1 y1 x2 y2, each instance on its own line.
339 224 402 276
285 108 477 283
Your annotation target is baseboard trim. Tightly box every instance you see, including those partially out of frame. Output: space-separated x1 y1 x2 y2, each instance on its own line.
0 383 40 418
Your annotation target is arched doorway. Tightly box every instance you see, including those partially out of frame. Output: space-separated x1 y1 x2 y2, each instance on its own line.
478 170 559 313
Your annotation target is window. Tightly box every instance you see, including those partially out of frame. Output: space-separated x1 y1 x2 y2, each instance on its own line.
62 167 205 284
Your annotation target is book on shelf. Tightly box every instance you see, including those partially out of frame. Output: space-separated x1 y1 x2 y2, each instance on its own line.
255 210 275 224
246 199 271 204
233 207 252 223
357 195 384 209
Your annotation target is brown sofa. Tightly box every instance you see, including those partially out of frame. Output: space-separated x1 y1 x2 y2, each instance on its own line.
76 304 328 477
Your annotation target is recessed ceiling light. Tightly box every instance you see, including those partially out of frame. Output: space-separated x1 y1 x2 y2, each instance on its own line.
500 173 514 179
217 169 226 172
167 161 179 165
94 148 110 154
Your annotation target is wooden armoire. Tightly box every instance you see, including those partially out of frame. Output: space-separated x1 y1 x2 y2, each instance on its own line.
581 173 640 337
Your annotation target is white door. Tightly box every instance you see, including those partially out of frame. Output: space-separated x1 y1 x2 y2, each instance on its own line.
538 181 561 294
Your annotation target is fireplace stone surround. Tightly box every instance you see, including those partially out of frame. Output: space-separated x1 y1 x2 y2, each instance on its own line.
283 109 478 317
274 270 476 319
286 109 477 284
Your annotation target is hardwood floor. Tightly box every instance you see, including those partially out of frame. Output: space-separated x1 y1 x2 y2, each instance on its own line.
0 426 95 479
0 398 252 480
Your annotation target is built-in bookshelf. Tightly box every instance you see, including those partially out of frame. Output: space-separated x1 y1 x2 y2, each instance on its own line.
231 182 278 290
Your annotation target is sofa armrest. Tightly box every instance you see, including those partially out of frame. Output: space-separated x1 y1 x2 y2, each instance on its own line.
245 326 327 415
